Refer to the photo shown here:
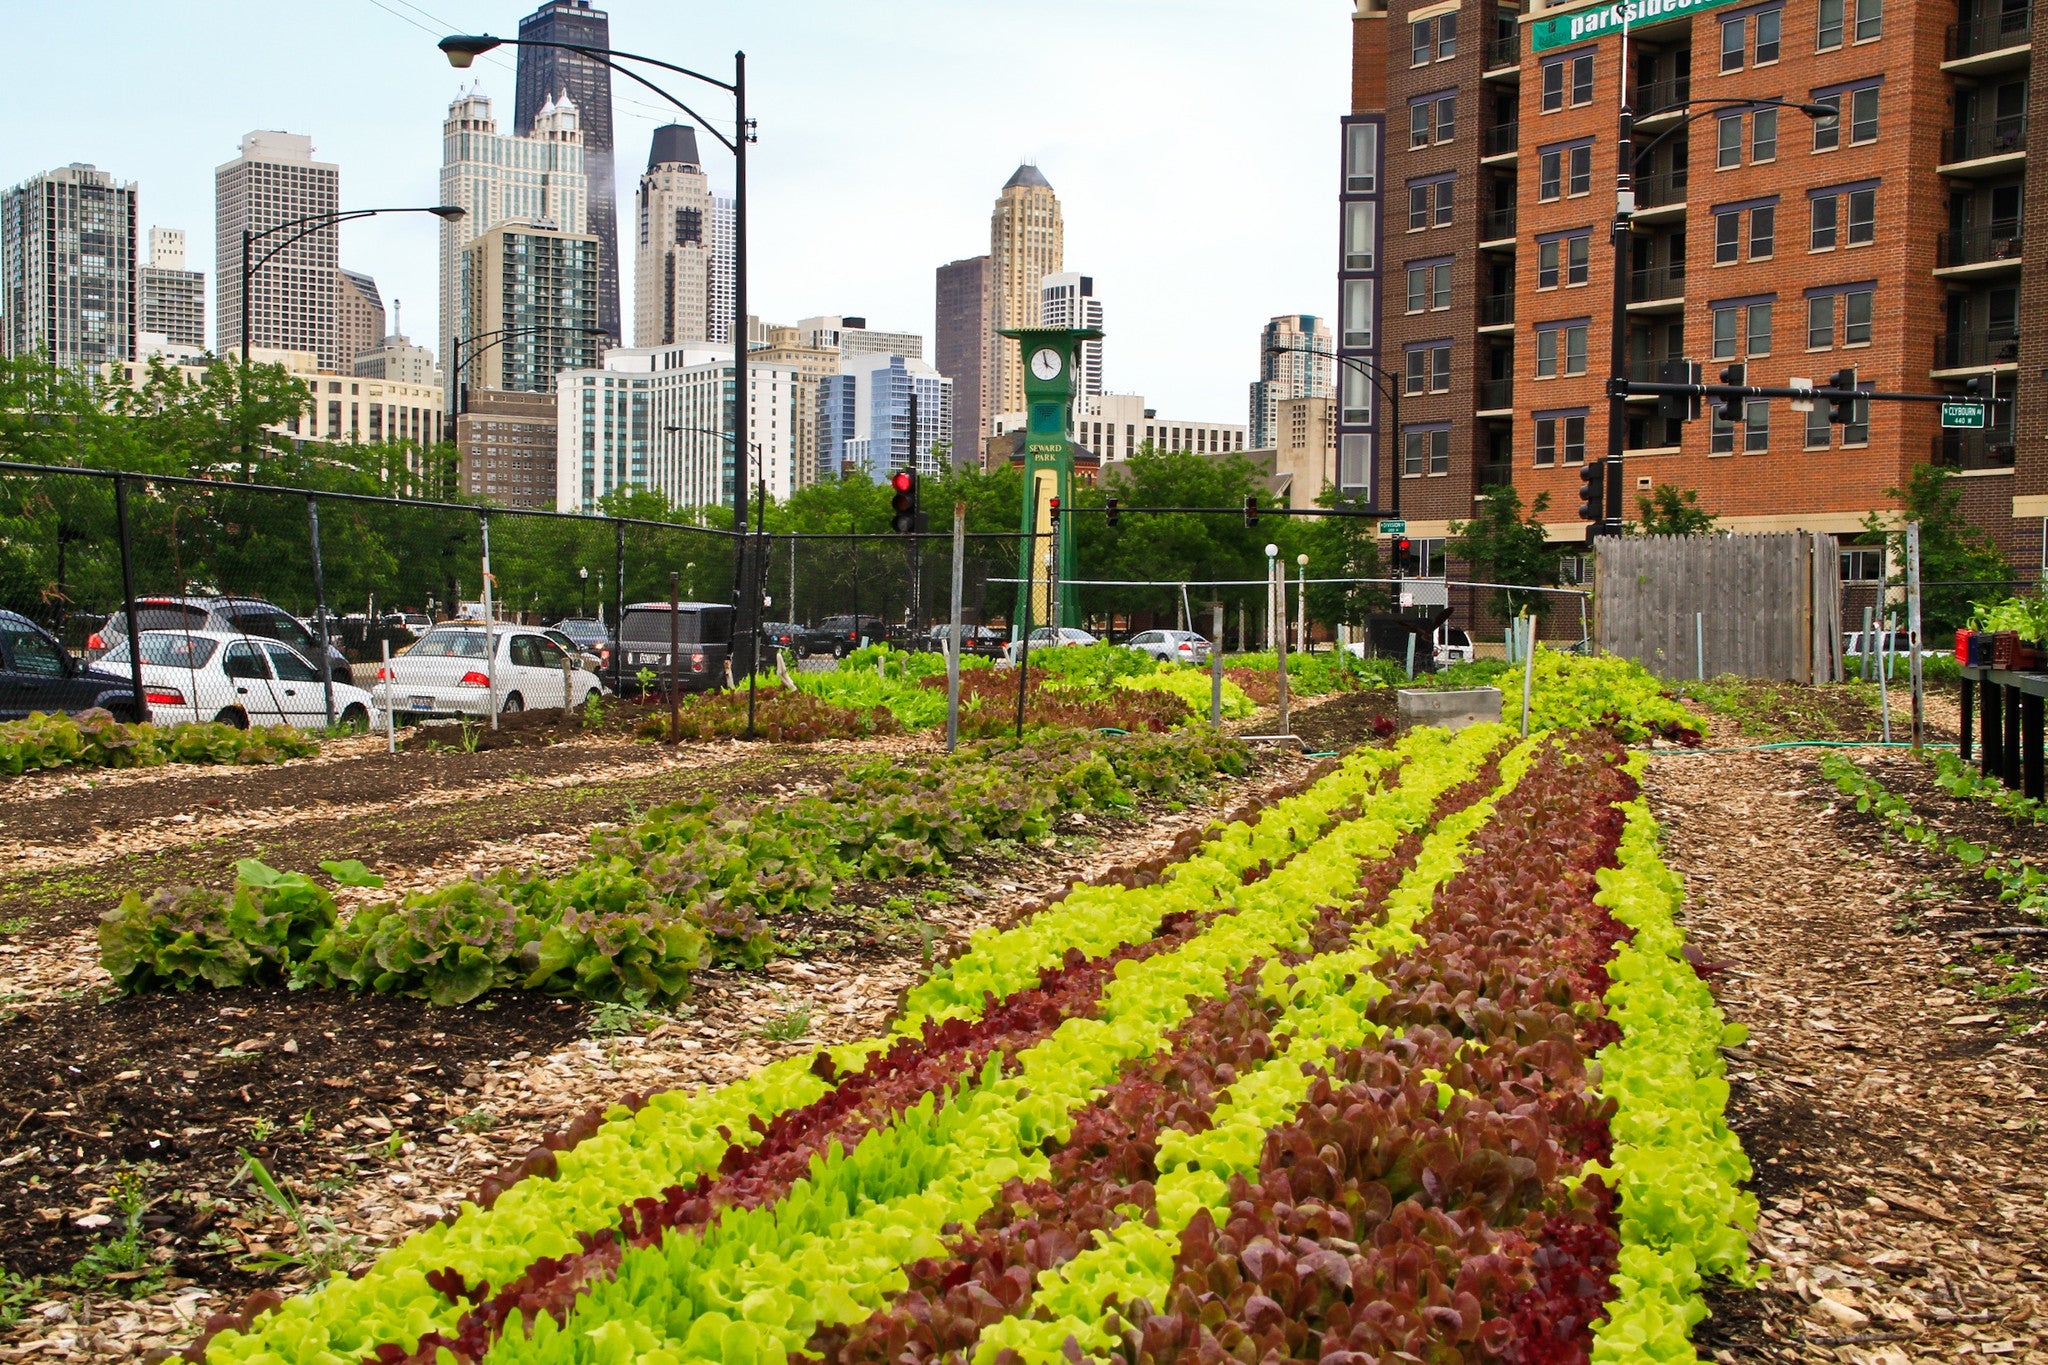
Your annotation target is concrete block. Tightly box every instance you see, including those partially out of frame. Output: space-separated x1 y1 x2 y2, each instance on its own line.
1397 687 1502 733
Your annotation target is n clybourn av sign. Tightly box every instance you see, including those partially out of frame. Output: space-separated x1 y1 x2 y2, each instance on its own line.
1531 0 1743 53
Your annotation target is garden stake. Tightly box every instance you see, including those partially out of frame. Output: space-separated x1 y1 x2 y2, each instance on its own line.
668 571 681 746
1695 611 1705 681
479 512 497 730
1907 519 1925 754
946 502 964 753
381 638 394 755
1404 632 1415 681
1210 600 1224 730
1520 616 1537 739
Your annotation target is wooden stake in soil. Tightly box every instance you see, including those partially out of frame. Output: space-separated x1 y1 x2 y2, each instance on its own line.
382 638 395 755
1210 600 1224 729
946 501 964 754
1907 519 1925 753
668 571 681 746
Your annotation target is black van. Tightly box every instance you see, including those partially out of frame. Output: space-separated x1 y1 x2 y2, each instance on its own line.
616 602 733 695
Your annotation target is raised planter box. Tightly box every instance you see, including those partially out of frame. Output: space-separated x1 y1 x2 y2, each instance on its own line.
1397 686 1503 733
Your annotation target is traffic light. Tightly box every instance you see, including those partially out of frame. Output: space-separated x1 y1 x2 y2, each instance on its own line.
1244 495 1259 526
1048 495 1061 525
1578 458 1607 524
1716 363 1746 425
1105 495 1120 527
1828 367 1860 426
1658 358 1702 423
890 469 918 533
1393 536 1415 574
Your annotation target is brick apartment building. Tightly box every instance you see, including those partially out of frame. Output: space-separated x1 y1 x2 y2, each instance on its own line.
1343 0 2037 571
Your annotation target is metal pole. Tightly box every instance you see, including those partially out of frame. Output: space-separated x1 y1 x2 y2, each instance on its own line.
1404 632 1415 680
613 518 626 694
306 495 336 726
668 570 681 745
1520 616 1537 738
1695 610 1705 681
1878 611 1892 743
112 474 145 721
946 502 965 752
788 532 796 627
1210 600 1224 729
1907 520 1925 753
1015 530 1034 739
1297 559 1308 655
479 513 497 730
746 470 762 740
381 637 395 754
728 50 752 686
1605 89 1636 514
1273 555 1291 735
1862 604 1875 681
908 389 923 640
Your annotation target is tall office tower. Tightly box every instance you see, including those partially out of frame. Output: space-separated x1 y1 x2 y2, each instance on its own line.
635 124 716 346
1 164 137 367
337 268 385 369
515 0 619 343
708 196 736 344
988 164 1063 421
1040 272 1104 396
818 354 954 482
462 220 603 397
935 255 990 461
439 88 588 407
1248 315 1334 449
140 225 205 350
753 324 838 486
216 132 340 367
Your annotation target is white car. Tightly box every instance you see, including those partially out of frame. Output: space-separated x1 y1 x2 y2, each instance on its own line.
376 624 601 722
1126 630 1212 665
99 630 381 730
1007 626 1098 662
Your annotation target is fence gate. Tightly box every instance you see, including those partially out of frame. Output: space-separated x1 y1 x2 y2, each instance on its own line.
1594 532 1842 684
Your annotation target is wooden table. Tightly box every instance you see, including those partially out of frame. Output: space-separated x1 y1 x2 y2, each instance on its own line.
1958 664 2047 798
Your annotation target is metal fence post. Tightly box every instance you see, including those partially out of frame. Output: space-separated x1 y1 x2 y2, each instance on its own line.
112 473 145 721
1210 601 1224 729
306 494 336 726
1906 520 1924 753
946 502 965 753
614 518 627 695
668 570 681 746
381 637 395 753
479 512 497 730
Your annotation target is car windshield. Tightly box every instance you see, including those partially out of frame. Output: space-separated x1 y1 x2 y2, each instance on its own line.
409 628 490 658
100 634 222 668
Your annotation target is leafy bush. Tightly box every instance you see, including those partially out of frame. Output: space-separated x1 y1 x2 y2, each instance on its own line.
1115 669 1255 720
0 708 317 778
635 689 903 743
99 859 348 991
1969 595 2048 643
793 667 948 729
1506 650 1699 744
1024 641 1160 688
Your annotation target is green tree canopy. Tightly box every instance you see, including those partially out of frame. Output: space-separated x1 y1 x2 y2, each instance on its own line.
1859 463 2012 633
1634 483 1721 535
1448 485 1562 618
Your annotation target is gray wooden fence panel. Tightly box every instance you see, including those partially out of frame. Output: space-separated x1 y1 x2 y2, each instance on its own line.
1593 533 1842 682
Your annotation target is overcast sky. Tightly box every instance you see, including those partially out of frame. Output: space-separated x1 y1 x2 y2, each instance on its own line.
6 0 1348 420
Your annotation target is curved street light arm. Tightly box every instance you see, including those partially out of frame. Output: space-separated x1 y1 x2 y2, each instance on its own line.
443 36 739 151
1633 95 1836 162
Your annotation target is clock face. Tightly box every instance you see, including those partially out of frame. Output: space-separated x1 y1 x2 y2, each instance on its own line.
1030 347 1064 381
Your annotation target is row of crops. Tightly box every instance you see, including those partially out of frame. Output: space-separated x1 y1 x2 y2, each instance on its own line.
189 664 1749 1365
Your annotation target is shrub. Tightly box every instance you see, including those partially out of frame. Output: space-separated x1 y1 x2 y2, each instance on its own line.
0 709 317 778
635 690 903 743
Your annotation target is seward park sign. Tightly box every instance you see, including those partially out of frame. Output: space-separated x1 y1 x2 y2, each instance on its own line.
1530 0 1748 52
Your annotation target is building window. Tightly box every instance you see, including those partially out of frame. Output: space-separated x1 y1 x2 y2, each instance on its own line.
1817 0 1844 47
1565 323 1587 373
1535 322 1589 376
1721 15 1746 70
1716 210 1741 264
1408 176 1455 228
1846 384 1870 444
1345 121 1380 192
1805 403 1832 449
1536 328 1558 376
1572 53 1594 104
1807 292 1835 347
1749 302 1773 354
1343 278 1375 347
1811 194 1839 248
1403 425 1450 474
1404 260 1452 310
1539 237 1561 288
1712 408 1737 453
1712 307 1739 358
1847 187 1876 244
1850 86 1879 142
1539 149 1562 199
1567 233 1590 284
1535 413 1589 464
1755 8 1782 61
1855 0 1881 40
1751 204 1776 258
1814 93 1842 150
1569 144 1592 195
1542 59 1565 111
1412 18 1432 64
1344 200 1377 270
1435 177 1454 224
1844 286 1873 343
1562 414 1587 463
1341 365 1371 424
1405 343 1452 393
1410 102 1431 148
1745 399 1771 451
1535 418 1557 464
1718 113 1744 168
1753 107 1778 160
1411 12 1457 63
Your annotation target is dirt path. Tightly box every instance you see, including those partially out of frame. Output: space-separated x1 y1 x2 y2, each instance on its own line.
1645 748 2048 1364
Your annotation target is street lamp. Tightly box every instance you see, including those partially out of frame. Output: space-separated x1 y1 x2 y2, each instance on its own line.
1265 342 1402 517
1604 95 1835 481
241 206 463 366
449 325 612 416
579 566 589 618
438 30 758 679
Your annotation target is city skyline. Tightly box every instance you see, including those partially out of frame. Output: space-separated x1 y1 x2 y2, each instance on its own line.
0 0 1346 419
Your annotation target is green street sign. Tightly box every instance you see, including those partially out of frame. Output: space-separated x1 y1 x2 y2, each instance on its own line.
1531 0 1748 53
1941 401 1989 429
1378 518 1407 535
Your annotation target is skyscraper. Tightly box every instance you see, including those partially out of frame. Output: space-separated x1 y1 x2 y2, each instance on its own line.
818 354 954 482
1248 315 1334 450
462 221 603 398
2 164 138 368
515 0 619 343
141 226 205 351
337 268 385 370
988 164 1063 421
216 131 340 367
1040 272 1103 397
934 255 989 461
439 88 587 407
636 124 727 347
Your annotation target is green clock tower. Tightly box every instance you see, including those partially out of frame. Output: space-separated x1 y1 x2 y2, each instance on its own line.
1000 325 1101 636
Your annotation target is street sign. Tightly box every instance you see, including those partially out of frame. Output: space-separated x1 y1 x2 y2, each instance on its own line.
1789 377 1814 413
1378 519 1407 535
1941 402 1989 429
1530 0 1748 52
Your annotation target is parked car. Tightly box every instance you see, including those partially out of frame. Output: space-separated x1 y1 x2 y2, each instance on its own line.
0 609 144 721
1008 626 1099 662
1125 629 1212 665
1841 629 1944 660
89 596 352 678
372 623 601 721
541 627 608 680
97 630 379 729
924 624 1008 659
390 612 434 638
760 621 804 655
804 615 888 659
616 602 734 695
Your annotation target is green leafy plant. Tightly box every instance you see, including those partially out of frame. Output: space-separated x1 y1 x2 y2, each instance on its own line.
0 708 317 778
0 1271 41 1330
234 1149 359 1284
758 1004 813 1042
98 859 339 992
581 690 603 729
452 1109 500 1133
250 1116 276 1143
1822 754 2048 922
66 1168 162 1298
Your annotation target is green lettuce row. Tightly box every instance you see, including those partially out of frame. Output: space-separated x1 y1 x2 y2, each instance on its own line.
481 725 1512 1365
979 732 1548 1362
1587 771 1759 1365
207 740 1412 1365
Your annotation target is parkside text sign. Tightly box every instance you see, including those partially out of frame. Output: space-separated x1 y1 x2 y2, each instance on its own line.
1531 0 1745 53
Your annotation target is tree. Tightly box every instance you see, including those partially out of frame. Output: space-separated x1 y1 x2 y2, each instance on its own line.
1859 463 2011 633
1079 445 1272 632
1447 485 1561 618
1296 485 1387 634
1634 483 1721 535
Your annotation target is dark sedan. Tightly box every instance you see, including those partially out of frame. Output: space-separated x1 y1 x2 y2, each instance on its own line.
0 610 144 721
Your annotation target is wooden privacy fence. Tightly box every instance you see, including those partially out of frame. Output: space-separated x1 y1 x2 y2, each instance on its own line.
1593 533 1843 683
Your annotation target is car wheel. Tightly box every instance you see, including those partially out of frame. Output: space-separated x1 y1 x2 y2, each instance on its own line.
832 642 848 659
501 692 524 715
212 707 248 730
339 703 370 731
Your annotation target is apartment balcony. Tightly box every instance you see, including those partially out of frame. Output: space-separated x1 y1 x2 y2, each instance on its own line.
1633 74 1692 122
1476 378 1515 413
1476 459 1516 490
1632 167 1688 221
1945 6 2032 73
1628 263 1686 310
1482 121 1520 161
1484 30 1522 76
1477 292 1515 329
1936 224 2025 276
1933 328 2020 371
1480 206 1518 246
1940 119 2027 175
1933 430 2018 470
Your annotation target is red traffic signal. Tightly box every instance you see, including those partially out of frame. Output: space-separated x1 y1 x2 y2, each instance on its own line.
890 469 919 533
890 470 913 493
